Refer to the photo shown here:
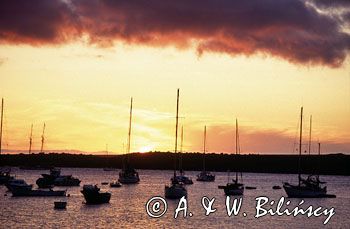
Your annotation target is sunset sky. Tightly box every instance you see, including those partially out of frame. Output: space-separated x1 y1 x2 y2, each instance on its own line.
0 0 349 154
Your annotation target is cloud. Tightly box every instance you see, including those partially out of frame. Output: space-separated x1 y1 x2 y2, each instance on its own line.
312 0 350 8
0 0 349 67
0 0 80 45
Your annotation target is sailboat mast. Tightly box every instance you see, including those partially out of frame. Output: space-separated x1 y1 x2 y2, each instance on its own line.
235 118 238 182
308 115 312 155
127 97 133 162
179 125 183 172
203 125 206 171
40 123 46 153
29 124 33 154
317 142 321 180
298 107 303 186
0 98 3 155
174 89 180 176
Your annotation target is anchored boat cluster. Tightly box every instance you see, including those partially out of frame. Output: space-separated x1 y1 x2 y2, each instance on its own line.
0 92 336 208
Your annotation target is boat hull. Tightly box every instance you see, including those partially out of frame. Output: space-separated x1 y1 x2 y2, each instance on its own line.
6 183 33 192
165 185 187 199
118 176 140 184
171 175 193 185
11 188 66 197
54 177 81 186
196 172 215 182
110 182 121 188
224 187 244 196
54 201 67 209
283 183 327 198
219 182 244 196
81 191 111 204
118 170 140 184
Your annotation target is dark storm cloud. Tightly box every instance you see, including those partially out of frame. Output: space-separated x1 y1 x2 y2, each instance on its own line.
0 0 80 44
0 0 349 67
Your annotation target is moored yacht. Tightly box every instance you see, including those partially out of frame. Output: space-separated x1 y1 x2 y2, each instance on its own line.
165 89 187 199
118 97 140 184
283 108 333 198
118 165 140 184
197 126 215 182
218 119 244 195
165 178 188 199
0 99 14 184
171 126 193 185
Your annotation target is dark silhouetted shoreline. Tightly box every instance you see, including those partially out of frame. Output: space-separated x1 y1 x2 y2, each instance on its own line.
1 152 349 175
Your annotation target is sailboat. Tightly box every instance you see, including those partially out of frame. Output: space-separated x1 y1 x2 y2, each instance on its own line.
165 89 187 199
171 126 193 185
218 118 244 195
118 97 140 184
0 98 14 184
197 126 215 182
283 107 332 198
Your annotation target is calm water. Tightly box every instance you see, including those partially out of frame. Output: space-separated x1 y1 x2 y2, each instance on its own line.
0 168 349 228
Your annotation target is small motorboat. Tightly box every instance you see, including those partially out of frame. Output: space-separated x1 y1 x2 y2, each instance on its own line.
109 181 121 188
54 201 67 209
36 168 81 188
245 186 257 190
273 185 282 190
81 185 111 204
5 179 33 192
36 168 61 188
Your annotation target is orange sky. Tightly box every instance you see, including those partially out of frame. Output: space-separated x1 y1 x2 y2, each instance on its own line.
0 1 349 154
0 43 349 154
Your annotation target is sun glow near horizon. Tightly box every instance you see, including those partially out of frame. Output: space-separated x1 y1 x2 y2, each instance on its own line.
0 43 349 155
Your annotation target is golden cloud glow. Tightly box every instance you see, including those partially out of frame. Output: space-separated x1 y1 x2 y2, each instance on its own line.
0 43 349 154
